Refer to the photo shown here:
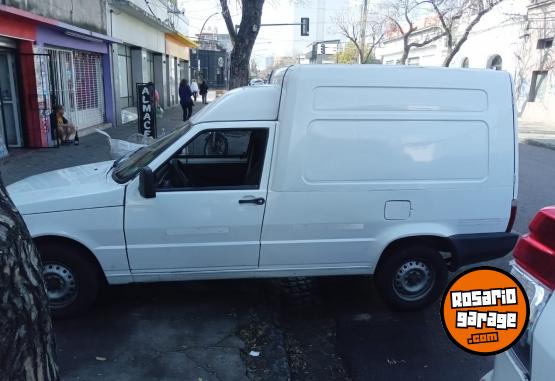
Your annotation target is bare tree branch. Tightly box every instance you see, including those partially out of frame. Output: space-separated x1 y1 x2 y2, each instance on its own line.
219 0 237 44
335 7 386 63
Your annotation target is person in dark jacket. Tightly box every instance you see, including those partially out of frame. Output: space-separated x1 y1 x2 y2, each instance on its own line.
179 79 193 121
199 80 208 104
50 104 76 145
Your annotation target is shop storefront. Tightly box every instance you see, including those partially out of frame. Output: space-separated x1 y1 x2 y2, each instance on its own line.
31 25 116 147
165 33 196 107
0 4 117 149
0 6 37 149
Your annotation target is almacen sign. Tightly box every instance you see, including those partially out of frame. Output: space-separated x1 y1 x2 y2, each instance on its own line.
137 83 157 138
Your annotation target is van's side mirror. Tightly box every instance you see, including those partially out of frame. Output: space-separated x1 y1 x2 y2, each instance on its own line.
139 167 156 199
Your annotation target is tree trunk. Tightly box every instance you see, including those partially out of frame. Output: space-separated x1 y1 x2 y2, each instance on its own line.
400 49 409 65
400 34 410 65
227 0 265 89
0 175 59 380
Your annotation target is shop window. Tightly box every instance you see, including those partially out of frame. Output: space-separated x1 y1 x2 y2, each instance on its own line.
529 71 549 102
537 38 553 49
74 52 102 111
118 45 133 108
146 52 154 83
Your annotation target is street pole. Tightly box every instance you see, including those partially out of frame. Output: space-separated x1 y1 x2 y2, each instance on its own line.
197 12 219 80
360 0 368 64
199 12 219 39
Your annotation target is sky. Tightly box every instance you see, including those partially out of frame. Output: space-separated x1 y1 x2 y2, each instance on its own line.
179 0 356 68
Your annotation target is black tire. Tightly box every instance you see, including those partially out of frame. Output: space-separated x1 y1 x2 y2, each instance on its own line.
38 241 102 318
279 277 320 307
374 244 447 311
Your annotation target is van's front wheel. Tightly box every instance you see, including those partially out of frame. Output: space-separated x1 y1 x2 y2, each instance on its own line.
39 242 101 318
375 245 447 311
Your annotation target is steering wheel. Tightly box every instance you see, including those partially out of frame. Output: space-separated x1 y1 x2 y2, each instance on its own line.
169 159 190 188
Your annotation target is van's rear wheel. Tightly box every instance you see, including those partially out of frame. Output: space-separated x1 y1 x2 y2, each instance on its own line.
39 242 101 318
375 245 447 311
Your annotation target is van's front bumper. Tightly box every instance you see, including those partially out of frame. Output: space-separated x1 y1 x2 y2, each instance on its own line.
448 232 519 270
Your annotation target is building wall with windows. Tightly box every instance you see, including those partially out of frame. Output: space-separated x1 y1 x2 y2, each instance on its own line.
108 0 195 125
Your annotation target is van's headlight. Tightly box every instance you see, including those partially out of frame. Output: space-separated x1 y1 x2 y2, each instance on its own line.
509 261 552 373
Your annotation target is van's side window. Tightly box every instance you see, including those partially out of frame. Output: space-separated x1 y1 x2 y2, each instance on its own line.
156 129 269 191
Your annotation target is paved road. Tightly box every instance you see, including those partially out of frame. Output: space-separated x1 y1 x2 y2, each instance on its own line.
514 144 555 234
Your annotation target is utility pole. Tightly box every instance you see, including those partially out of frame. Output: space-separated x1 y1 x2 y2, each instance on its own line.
360 0 368 64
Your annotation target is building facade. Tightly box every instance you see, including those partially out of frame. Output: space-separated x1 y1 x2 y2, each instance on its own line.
0 0 116 148
107 0 196 125
190 33 230 90
0 0 196 153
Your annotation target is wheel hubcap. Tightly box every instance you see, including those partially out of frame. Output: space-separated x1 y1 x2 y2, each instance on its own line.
43 262 78 308
393 260 435 301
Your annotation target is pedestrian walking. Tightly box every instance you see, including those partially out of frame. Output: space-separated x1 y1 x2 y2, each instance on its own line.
179 79 193 121
200 80 209 104
190 79 199 103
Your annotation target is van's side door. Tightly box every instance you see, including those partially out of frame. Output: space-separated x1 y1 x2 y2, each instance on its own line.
124 122 275 274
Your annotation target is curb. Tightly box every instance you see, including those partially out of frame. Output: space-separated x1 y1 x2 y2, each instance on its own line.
520 137 555 151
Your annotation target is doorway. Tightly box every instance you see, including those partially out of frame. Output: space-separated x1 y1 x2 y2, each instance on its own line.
0 51 23 147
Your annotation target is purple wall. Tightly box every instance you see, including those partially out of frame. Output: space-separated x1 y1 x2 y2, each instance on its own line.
36 24 114 125
36 25 108 53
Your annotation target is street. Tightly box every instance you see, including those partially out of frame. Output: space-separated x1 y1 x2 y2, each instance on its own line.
4 142 551 381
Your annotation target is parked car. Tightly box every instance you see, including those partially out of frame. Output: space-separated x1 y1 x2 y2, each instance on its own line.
8 65 519 317
481 206 555 381
249 78 265 86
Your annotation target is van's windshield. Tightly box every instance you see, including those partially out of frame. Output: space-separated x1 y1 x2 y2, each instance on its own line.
111 122 192 183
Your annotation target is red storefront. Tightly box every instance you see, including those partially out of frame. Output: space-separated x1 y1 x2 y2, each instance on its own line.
0 5 40 148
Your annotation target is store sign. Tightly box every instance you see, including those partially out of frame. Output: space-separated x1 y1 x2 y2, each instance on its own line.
137 83 157 138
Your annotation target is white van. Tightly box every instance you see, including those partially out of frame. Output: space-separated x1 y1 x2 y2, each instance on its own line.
8 65 519 317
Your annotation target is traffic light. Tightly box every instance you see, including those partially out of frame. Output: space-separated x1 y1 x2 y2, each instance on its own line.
301 17 309 36
320 44 325 54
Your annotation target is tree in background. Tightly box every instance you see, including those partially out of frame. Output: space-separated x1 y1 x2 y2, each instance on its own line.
0 176 59 380
336 1 386 64
220 0 266 89
336 42 366 64
426 0 506 66
385 0 446 64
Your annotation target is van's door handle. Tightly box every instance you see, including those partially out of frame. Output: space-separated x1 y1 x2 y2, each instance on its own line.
239 197 265 205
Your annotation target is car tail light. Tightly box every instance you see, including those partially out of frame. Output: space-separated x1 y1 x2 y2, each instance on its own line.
509 206 555 374
513 206 555 289
510 263 551 373
506 199 518 232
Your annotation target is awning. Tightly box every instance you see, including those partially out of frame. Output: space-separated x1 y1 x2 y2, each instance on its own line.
165 32 197 60
168 32 199 49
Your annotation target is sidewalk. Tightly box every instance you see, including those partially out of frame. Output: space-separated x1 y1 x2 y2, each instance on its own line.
518 121 555 150
0 101 207 186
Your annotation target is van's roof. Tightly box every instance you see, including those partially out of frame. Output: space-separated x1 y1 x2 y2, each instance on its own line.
191 85 281 123
191 64 512 124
